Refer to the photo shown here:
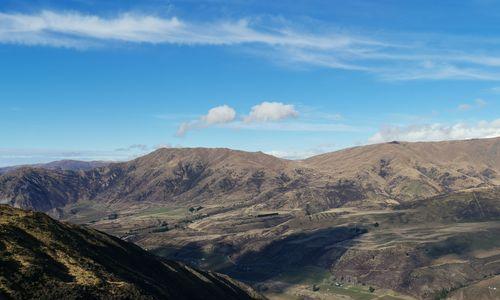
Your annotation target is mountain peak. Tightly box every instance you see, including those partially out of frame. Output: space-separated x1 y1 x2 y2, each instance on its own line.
134 147 287 170
1 137 499 212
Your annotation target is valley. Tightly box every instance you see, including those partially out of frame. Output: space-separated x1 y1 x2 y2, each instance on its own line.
58 188 499 299
1 138 500 299
4 1 500 298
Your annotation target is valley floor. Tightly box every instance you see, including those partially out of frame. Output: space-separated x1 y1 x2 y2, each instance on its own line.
54 187 500 300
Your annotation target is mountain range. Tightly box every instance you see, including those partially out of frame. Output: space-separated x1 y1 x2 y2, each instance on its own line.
0 159 109 175
1 137 499 299
1 137 499 213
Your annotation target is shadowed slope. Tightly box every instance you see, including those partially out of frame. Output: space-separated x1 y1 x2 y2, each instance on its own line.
0 205 263 300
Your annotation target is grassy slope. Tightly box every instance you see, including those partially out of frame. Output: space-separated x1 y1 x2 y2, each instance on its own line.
0 205 262 300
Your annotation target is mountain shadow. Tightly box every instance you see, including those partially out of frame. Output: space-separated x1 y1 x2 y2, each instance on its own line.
0 205 263 300
221 226 366 282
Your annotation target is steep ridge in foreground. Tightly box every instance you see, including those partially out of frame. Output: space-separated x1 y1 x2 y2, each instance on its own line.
0 205 263 300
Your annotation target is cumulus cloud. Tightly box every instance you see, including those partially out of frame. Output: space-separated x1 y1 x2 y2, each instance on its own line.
5 10 500 80
244 101 298 123
176 105 236 136
176 102 302 136
369 119 500 143
201 105 236 124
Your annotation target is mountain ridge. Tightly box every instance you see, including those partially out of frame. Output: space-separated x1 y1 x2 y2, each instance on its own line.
0 159 110 175
0 204 263 300
1 137 499 213
1 138 499 299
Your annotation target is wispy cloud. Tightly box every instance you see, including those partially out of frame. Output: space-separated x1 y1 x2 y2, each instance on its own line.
369 119 500 143
3 10 500 80
225 121 359 132
0 148 119 167
114 144 149 152
487 86 500 94
0 10 378 48
457 98 487 111
264 143 338 160
0 144 176 167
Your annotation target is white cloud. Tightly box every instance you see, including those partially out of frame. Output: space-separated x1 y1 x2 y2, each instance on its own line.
202 105 236 124
369 119 500 143
265 149 319 160
458 104 472 111
176 105 236 136
457 98 487 111
0 148 126 167
265 143 337 160
379 63 500 81
5 10 500 80
324 113 343 121
175 101 359 135
153 143 173 149
115 144 149 152
475 98 487 107
0 144 179 167
244 101 298 123
227 121 358 132
488 87 500 94
0 11 376 49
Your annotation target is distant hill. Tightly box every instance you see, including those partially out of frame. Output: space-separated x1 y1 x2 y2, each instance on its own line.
1 138 499 299
302 137 500 201
0 205 262 300
0 137 499 213
0 159 109 175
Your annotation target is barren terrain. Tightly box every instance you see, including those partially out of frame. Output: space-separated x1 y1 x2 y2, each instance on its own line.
1 137 499 299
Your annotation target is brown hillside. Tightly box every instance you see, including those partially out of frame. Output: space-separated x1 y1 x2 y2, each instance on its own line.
0 205 262 300
1 138 499 213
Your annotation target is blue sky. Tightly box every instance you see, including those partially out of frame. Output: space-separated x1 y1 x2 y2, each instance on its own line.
1 0 500 166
